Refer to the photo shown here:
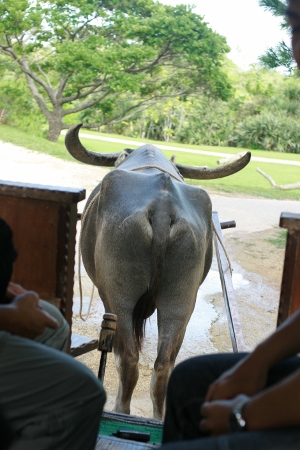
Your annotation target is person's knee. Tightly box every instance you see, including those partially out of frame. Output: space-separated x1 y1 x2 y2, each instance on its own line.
79 370 107 415
169 356 209 387
95 381 107 411
37 300 70 351
55 315 70 351
90 375 106 403
167 355 223 403
39 300 68 330
166 358 197 402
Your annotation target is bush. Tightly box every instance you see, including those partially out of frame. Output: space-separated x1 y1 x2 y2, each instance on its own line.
174 99 235 146
0 77 47 137
230 113 300 153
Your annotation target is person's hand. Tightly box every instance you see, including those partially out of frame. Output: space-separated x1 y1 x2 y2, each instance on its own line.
200 394 250 436
8 290 59 339
205 354 268 402
6 282 27 300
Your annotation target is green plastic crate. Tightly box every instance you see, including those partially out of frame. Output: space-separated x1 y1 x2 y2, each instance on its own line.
99 411 163 445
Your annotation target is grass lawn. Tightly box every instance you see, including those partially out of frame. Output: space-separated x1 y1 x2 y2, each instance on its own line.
266 230 287 249
76 128 300 162
1 124 300 201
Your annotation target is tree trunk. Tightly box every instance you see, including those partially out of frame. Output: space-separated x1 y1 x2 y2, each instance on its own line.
47 113 64 142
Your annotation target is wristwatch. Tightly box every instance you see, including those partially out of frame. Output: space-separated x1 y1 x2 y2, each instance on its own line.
228 398 249 432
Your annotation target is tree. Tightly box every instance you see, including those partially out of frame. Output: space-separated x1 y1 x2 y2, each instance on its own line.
0 0 232 141
258 0 295 72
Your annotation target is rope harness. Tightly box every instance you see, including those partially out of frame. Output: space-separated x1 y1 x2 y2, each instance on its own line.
78 193 99 320
77 165 232 321
130 165 184 182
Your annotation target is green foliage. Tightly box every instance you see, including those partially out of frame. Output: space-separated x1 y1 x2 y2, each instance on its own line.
258 0 295 71
258 0 287 18
0 0 232 141
1 0 300 153
230 113 300 153
0 72 47 136
174 97 235 146
259 41 294 72
102 66 300 153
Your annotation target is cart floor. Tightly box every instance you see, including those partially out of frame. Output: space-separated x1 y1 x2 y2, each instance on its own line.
97 411 163 448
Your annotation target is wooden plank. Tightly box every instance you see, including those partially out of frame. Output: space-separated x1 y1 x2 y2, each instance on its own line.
212 211 246 352
70 333 99 357
0 181 86 353
280 212 300 232
277 212 300 326
101 412 162 429
1 196 60 303
0 179 85 203
96 435 157 449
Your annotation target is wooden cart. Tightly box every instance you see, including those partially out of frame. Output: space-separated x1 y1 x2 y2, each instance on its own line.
1 178 299 448
0 179 98 355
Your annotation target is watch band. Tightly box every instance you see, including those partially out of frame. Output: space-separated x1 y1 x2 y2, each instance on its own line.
229 398 249 432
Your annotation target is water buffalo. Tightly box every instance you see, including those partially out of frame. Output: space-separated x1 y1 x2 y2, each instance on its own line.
65 124 251 419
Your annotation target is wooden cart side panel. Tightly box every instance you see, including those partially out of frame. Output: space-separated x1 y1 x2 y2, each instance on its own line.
0 181 85 325
277 230 300 325
0 181 87 353
0 195 60 305
290 236 300 316
277 212 300 327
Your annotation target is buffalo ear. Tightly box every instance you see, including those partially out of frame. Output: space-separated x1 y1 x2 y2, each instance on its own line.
114 151 129 168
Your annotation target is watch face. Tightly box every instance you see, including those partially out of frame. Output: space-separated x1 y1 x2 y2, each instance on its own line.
229 409 246 432
228 398 249 433
229 411 240 432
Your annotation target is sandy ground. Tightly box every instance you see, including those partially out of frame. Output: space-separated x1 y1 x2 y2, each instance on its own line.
1 140 299 419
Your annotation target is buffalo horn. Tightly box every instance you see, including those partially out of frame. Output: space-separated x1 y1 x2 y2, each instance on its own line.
65 123 121 167
175 152 251 180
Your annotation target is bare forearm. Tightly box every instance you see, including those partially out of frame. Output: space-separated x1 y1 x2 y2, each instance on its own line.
251 309 300 369
245 368 300 430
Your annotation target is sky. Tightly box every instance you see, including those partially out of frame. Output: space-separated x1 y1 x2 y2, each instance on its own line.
161 0 290 71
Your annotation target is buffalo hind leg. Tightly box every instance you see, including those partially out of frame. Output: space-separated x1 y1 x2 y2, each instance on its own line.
150 326 187 420
113 323 139 415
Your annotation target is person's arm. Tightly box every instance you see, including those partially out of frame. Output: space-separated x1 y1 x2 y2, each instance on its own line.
200 368 300 435
5 282 27 299
244 368 300 430
206 308 300 401
0 289 58 339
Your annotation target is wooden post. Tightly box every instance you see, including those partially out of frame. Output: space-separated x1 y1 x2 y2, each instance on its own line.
98 313 117 382
277 213 300 326
212 211 246 352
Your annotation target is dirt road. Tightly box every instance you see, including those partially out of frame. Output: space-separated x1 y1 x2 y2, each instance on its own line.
1 141 299 418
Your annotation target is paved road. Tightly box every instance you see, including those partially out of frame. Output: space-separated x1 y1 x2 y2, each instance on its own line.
211 196 299 234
